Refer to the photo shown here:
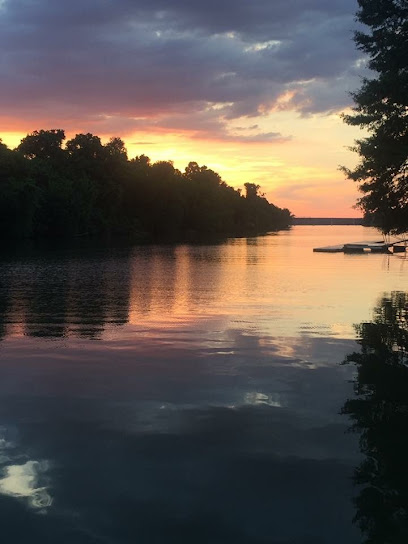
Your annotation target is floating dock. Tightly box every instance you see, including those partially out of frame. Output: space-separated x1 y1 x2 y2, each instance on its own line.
313 240 407 253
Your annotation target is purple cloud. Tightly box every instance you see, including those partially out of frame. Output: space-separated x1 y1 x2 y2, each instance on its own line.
0 0 362 138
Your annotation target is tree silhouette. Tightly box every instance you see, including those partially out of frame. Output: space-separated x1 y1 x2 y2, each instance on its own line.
105 137 128 161
17 129 65 162
342 0 408 234
1 130 292 241
244 183 261 199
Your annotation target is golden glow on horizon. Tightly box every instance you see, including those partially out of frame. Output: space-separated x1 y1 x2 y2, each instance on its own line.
0 108 363 217
1 132 23 149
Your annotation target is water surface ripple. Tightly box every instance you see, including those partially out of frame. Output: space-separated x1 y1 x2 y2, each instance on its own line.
0 226 406 543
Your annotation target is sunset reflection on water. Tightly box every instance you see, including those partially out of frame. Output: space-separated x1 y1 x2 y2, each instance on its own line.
124 226 407 340
0 226 406 543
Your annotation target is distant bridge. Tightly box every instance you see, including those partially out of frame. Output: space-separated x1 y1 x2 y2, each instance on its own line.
292 217 364 226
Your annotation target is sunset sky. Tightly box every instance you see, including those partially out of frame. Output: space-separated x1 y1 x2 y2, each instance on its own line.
0 0 368 217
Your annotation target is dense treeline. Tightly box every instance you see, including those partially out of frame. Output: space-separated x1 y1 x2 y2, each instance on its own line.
0 129 292 241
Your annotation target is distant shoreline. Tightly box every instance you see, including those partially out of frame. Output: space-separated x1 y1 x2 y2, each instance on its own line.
292 218 364 226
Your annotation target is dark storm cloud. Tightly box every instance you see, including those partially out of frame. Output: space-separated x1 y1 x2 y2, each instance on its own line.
0 0 361 137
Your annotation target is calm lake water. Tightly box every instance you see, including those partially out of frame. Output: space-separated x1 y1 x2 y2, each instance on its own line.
0 225 407 543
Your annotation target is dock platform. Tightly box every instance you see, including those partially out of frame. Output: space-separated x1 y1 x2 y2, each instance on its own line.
313 244 344 253
313 240 407 253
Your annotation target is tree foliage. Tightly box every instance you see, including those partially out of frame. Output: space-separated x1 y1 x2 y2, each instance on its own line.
0 129 292 241
17 129 66 162
343 0 408 234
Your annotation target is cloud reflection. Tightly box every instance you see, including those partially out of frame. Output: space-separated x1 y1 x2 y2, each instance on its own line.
0 429 52 512
0 461 52 510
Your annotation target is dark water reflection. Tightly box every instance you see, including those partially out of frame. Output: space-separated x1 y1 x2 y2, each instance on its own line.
342 292 408 543
0 227 406 543
0 337 359 543
0 248 132 339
